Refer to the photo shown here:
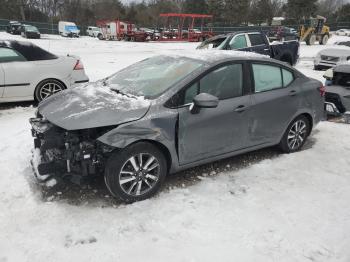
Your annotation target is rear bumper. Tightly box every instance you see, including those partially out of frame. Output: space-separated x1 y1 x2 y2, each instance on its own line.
66 70 89 88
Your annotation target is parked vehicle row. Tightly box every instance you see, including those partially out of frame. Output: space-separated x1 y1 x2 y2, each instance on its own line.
0 40 89 103
197 31 300 66
29 52 324 202
6 21 41 39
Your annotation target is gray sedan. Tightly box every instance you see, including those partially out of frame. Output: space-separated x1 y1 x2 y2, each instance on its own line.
30 52 325 202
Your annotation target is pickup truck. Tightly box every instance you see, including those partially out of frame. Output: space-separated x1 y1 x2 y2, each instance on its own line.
197 31 300 66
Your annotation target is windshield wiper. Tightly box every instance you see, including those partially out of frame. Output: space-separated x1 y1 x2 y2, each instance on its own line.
109 87 138 99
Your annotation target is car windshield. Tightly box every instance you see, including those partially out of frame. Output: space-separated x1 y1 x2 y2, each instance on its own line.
25 26 39 32
106 56 204 98
197 36 228 50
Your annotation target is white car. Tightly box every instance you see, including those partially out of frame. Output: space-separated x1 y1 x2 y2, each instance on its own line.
86 26 101 37
0 40 89 103
335 29 350 36
314 48 350 70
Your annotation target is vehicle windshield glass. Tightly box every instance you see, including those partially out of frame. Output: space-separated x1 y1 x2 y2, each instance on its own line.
65 25 78 31
25 26 39 32
197 36 228 49
106 56 204 98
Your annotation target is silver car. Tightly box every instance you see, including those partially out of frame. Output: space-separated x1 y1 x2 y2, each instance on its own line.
30 52 325 202
325 64 350 115
314 48 350 70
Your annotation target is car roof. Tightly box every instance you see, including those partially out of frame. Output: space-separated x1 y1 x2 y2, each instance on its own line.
161 50 284 66
0 40 34 48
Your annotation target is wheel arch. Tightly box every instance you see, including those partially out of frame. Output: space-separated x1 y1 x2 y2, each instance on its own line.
284 112 314 138
116 139 173 174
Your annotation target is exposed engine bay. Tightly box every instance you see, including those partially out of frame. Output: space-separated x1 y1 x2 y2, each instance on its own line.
30 115 114 185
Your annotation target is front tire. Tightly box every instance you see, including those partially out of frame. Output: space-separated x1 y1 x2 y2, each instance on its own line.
306 35 316 45
279 116 311 153
104 142 167 203
319 34 329 45
34 79 65 102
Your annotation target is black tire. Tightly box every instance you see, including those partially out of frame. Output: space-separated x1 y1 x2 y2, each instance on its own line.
34 79 66 102
279 115 311 153
104 142 167 203
314 65 321 71
319 34 329 45
97 33 104 40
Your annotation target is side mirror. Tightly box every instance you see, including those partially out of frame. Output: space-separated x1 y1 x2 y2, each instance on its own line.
191 93 219 113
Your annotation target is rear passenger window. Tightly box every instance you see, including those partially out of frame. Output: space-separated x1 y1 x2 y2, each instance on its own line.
253 64 282 92
248 34 265 46
282 69 294 86
0 48 26 63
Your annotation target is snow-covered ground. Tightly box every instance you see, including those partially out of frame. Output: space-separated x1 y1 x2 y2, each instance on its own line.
0 32 350 262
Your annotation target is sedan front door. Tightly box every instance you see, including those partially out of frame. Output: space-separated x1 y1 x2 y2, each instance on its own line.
177 63 252 165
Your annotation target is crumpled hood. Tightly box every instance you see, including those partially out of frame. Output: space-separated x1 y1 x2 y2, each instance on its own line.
38 82 151 130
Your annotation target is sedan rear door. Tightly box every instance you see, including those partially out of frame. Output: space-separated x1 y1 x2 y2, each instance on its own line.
247 62 301 146
0 47 34 98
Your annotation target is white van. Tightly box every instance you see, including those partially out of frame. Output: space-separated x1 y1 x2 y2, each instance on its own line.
58 21 80 37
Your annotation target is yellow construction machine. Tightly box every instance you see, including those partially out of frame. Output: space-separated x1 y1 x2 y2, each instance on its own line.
299 15 330 45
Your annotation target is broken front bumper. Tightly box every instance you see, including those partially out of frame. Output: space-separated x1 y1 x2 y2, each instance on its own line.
29 117 108 185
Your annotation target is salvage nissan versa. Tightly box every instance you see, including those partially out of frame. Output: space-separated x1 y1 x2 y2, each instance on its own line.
30 51 325 202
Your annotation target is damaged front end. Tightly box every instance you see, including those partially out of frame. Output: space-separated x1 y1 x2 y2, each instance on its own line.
29 116 115 186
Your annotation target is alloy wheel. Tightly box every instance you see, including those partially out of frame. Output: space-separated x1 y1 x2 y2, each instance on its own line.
39 82 64 101
287 120 307 150
119 153 160 196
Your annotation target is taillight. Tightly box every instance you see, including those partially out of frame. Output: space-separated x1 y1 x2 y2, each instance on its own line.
319 85 326 97
74 60 84 70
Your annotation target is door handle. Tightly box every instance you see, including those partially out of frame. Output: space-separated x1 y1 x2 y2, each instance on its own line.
234 105 247 113
289 90 297 96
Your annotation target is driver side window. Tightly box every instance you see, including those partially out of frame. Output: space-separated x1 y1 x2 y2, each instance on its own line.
229 35 248 49
183 63 243 104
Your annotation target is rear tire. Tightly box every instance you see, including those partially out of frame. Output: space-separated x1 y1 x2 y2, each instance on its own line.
34 79 66 102
104 142 167 203
279 115 311 153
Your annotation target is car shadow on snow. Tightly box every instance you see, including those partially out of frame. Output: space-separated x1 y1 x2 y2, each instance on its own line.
0 101 36 110
29 137 316 207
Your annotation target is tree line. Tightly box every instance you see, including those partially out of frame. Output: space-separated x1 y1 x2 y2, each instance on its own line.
0 0 349 27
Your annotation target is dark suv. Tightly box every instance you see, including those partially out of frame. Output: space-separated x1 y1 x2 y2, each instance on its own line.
6 21 22 35
30 52 324 202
